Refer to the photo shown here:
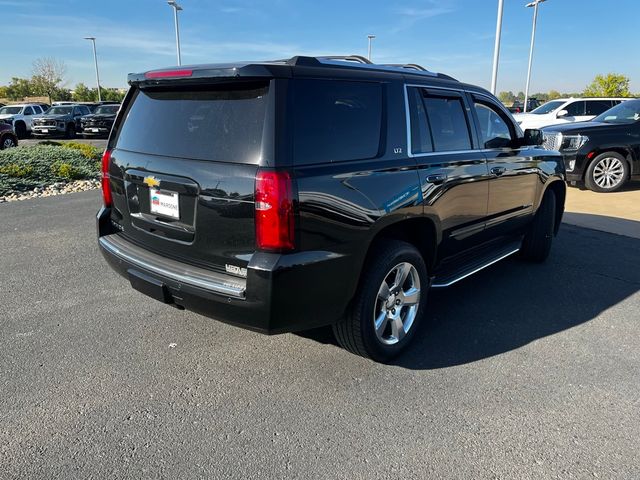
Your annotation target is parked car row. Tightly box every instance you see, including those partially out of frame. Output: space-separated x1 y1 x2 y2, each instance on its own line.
0 102 120 139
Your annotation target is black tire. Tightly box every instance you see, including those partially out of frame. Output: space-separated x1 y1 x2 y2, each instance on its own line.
1 134 17 149
584 152 629 193
521 189 556 263
332 239 429 362
65 123 75 139
14 122 27 139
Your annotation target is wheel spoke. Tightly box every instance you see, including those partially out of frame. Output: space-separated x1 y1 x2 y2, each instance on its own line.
374 311 389 336
377 281 391 301
390 316 406 341
400 287 420 306
395 263 412 290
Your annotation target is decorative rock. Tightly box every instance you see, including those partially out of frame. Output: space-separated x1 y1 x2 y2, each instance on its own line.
0 178 101 203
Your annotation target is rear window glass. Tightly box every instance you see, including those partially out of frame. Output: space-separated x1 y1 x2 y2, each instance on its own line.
293 79 382 165
115 83 268 163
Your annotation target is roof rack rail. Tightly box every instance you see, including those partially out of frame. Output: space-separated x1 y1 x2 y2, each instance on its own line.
381 63 427 72
316 55 373 64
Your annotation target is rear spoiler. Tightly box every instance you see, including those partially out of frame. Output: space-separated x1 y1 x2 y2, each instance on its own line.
128 63 291 86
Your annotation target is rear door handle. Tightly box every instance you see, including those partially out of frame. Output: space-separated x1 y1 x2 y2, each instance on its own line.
490 166 506 176
426 174 446 184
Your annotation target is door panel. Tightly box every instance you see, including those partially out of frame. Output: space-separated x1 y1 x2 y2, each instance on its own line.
470 95 538 237
406 86 489 258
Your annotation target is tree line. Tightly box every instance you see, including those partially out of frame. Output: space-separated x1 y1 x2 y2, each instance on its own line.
498 73 635 105
0 57 125 104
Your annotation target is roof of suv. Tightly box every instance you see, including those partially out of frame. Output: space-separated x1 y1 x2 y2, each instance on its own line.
129 55 492 92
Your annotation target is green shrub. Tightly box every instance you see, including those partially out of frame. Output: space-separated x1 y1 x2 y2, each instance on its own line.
0 163 34 177
60 141 102 160
0 145 100 195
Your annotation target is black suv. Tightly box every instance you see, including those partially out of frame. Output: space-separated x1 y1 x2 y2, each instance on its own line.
97 56 566 361
542 99 640 192
80 103 120 138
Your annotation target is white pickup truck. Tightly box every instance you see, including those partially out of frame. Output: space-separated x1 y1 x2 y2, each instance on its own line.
0 103 47 138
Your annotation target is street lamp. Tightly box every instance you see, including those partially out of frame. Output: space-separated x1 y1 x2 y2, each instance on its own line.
167 0 183 65
83 37 101 102
367 34 376 61
524 0 548 112
490 0 504 95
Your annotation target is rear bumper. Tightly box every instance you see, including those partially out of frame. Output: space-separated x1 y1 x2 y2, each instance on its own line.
97 207 355 334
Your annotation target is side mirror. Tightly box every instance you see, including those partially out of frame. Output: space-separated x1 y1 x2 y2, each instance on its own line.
523 128 543 146
556 109 568 118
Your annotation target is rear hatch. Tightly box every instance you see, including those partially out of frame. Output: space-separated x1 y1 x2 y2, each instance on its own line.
107 80 270 276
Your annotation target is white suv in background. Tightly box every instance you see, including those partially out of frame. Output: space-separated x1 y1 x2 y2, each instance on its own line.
513 98 629 130
0 103 47 138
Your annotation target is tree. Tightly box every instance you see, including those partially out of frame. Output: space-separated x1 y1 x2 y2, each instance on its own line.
498 91 516 105
583 73 631 98
31 57 67 104
516 91 525 101
5 77 34 100
547 90 562 100
73 83 96 102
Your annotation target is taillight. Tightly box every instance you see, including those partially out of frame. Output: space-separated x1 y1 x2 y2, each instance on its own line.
255 170 295 251
101 149 112 207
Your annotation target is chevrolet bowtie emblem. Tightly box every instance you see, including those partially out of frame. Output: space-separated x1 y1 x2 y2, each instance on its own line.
143 176 160 188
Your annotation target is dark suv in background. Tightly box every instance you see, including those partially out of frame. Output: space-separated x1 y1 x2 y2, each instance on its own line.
542 99 640 192
32 104 92 138
80 103 120 138
97 55 565 361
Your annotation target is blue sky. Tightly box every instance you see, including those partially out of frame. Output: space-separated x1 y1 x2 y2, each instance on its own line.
2 0 638 94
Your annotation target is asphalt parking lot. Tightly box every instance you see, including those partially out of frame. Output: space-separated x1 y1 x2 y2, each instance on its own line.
1 191 639 479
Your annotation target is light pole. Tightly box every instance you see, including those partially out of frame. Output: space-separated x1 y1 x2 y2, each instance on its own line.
490 0 504 95
83 37 101 102
367 34 375 61
524 0 547 112
167 0 183 65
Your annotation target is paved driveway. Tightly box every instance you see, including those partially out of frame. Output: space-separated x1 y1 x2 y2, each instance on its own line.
1 192 639 479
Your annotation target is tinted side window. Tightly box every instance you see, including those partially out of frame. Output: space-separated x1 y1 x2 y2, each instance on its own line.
473 102 513 149
407 87 433 154
423 96 471 151
25 107 34 115
585 100 612 116
293 79 382 165
565 101 585 116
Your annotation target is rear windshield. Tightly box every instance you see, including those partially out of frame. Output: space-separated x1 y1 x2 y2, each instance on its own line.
115 83 268 163
292 79 382 165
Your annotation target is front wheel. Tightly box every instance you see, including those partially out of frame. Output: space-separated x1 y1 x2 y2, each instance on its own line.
584 152 629 192
332 239 429 362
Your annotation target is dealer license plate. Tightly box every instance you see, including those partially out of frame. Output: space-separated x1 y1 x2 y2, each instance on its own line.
149 188 180 219
41 129 48 133
91 128 100 132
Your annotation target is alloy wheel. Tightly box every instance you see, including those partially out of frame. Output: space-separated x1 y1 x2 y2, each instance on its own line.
2 137 15 149
593 157 625 189
373 262 421 345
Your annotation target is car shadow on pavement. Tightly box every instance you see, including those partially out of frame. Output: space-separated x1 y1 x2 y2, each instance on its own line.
296 224 640 369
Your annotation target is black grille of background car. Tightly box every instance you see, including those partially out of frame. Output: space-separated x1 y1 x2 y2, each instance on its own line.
84 120 110 127
35 120 58 127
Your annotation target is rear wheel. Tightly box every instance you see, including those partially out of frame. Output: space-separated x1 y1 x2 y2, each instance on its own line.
584 152 628 192
521 189 556 263
14 122 27 139
332 239 428 362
